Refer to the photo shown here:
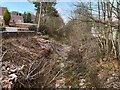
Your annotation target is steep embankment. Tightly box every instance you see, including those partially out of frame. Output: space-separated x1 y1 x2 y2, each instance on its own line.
1 36 71 89
1 35 120 89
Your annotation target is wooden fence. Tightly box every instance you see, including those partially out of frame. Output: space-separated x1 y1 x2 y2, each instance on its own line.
1 31 37 39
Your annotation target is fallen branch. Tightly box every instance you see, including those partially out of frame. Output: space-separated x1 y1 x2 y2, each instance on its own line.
0 50 7 61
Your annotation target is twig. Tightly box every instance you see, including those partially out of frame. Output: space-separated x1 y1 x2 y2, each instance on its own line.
28 60 36 74
18 80 26 87
47 69 62 86
30 62 48 79
0 50 7 61
27 57 45 79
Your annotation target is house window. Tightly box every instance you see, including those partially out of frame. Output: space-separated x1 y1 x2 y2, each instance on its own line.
18 20 22 23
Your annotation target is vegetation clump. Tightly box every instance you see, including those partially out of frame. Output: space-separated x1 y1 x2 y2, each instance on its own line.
3 9 11 26
0 26 6 31
28 25 37 31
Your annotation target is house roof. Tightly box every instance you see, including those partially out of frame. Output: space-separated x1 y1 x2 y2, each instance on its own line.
0 17 3 24
0 7 24 24
0 7 7 16
10 14 24 23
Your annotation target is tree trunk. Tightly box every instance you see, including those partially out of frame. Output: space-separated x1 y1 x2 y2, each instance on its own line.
116 0 120 60
37 2 42 32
